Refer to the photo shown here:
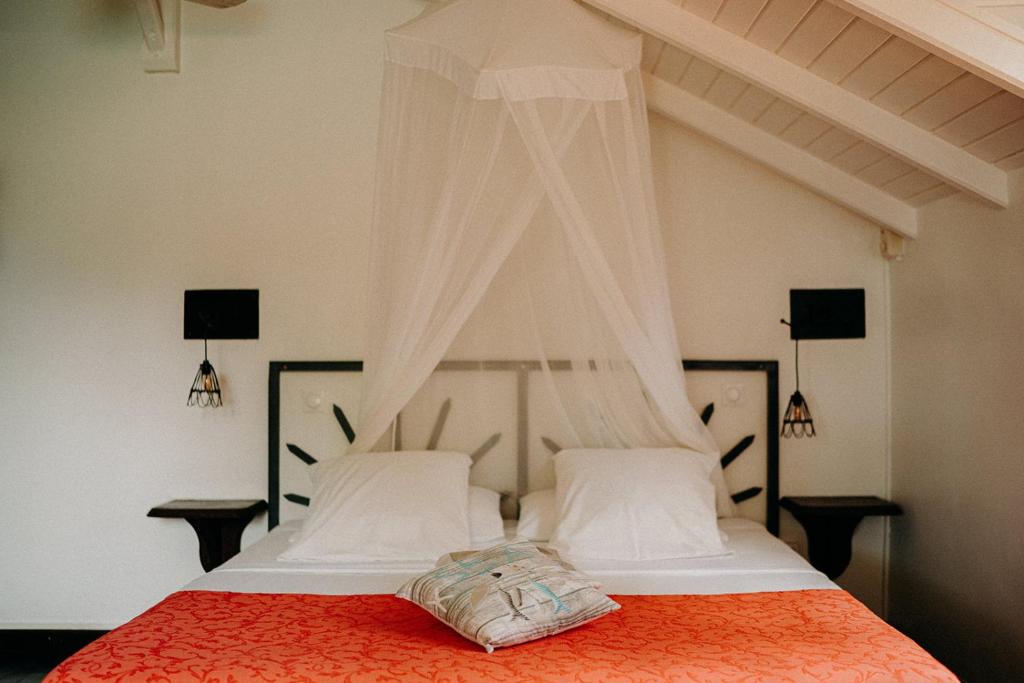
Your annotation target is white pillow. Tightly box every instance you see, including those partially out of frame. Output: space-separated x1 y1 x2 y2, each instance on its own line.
516 478 732 542
516 488 557 541
280 451 471 561
549 448 726 561
711 461 736 518
527 472 734 522
469 486 506 547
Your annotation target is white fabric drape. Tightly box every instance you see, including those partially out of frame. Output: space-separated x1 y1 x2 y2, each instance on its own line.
350 0 717 461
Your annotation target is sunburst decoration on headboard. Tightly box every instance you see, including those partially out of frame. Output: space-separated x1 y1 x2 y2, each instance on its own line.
283 401 759 509
538 402 760 505
283 400 502 507
701 402 761 505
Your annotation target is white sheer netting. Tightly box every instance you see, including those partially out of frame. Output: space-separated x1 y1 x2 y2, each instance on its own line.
349 0 719 483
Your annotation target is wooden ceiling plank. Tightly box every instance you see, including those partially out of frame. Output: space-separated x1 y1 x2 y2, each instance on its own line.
679 57 723 96
584 0 1008 205
730 85 777 121
885 170 945 198
806 127 860 159
777 2 856 67
964 116 1024 161
641 34 666 73
715 0 772 35
996 148 1024 170
842 37 929 99
858 156 918 186
934 91 1024 146
907 183 959 206
757 98 804 134
832 141 888 172
903 74 1002 130
872 55 965 115
653 44 694 84
809 18 891 83
684 0 726 21
644 72 919 238
781 113 834 147
705 71 751 108
747 0 818 52
830 0 1024 100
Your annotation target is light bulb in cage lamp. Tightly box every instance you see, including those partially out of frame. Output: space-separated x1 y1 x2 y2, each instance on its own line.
781 389 815 439
188 341 222 408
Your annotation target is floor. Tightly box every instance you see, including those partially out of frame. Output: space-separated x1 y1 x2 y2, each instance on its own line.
0 632 104 683
0 655 56 683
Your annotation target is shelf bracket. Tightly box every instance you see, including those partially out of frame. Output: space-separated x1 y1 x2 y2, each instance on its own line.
135 0 181 73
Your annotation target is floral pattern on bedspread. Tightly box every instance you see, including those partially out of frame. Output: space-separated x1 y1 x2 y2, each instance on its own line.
46 589 955 682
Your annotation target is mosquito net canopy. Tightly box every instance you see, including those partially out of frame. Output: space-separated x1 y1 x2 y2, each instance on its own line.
350 0 718 474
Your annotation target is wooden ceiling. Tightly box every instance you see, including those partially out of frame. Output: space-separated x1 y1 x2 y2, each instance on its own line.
585 0 1024 239
679 0 1024 171
645 39 962 208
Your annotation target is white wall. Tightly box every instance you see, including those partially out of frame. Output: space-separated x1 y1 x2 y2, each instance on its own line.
0 0 422 628
1 0 891 627
652 115 892 612
888 169 1024 681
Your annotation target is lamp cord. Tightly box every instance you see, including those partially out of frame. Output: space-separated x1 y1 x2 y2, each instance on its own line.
795 338 800 391
780 319 800 391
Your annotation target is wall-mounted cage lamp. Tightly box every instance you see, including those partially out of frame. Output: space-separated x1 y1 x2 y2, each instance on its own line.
184 289 259 407
780 288 866 439
778 323 815 438
189 339 222 407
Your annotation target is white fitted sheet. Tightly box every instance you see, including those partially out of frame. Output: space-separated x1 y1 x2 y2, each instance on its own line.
570 518 835 594
186 518 835 595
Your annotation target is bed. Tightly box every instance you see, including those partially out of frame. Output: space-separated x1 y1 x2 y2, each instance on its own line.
46 360 955 682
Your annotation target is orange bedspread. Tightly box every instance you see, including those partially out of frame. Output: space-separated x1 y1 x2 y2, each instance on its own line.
47 589 954 682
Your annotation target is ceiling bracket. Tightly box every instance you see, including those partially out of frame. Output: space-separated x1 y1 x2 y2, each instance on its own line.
135 0 181 73
881 230 906 261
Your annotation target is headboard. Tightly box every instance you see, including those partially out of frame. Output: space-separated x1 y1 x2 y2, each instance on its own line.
268 359 779 535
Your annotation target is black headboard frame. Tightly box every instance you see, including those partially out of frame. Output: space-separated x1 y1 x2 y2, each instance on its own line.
268 359 779 535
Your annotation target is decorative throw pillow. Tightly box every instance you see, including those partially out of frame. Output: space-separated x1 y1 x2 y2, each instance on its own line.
396 541 620 653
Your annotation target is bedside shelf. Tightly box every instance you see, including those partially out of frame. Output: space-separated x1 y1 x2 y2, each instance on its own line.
148 499 268 572
780 496 902 580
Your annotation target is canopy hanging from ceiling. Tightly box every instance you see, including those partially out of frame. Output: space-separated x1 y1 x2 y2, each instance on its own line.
349 0 719 469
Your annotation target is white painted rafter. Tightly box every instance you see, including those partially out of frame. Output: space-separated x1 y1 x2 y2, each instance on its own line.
582 0 1009 208
831 0 1024 100
644 73 919 239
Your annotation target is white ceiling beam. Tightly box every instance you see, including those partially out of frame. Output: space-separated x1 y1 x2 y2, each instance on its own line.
830 0 1024 100
644 73 919 239
582 0 1009 208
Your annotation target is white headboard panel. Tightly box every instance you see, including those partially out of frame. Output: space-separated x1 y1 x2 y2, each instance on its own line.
268 360 779 533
